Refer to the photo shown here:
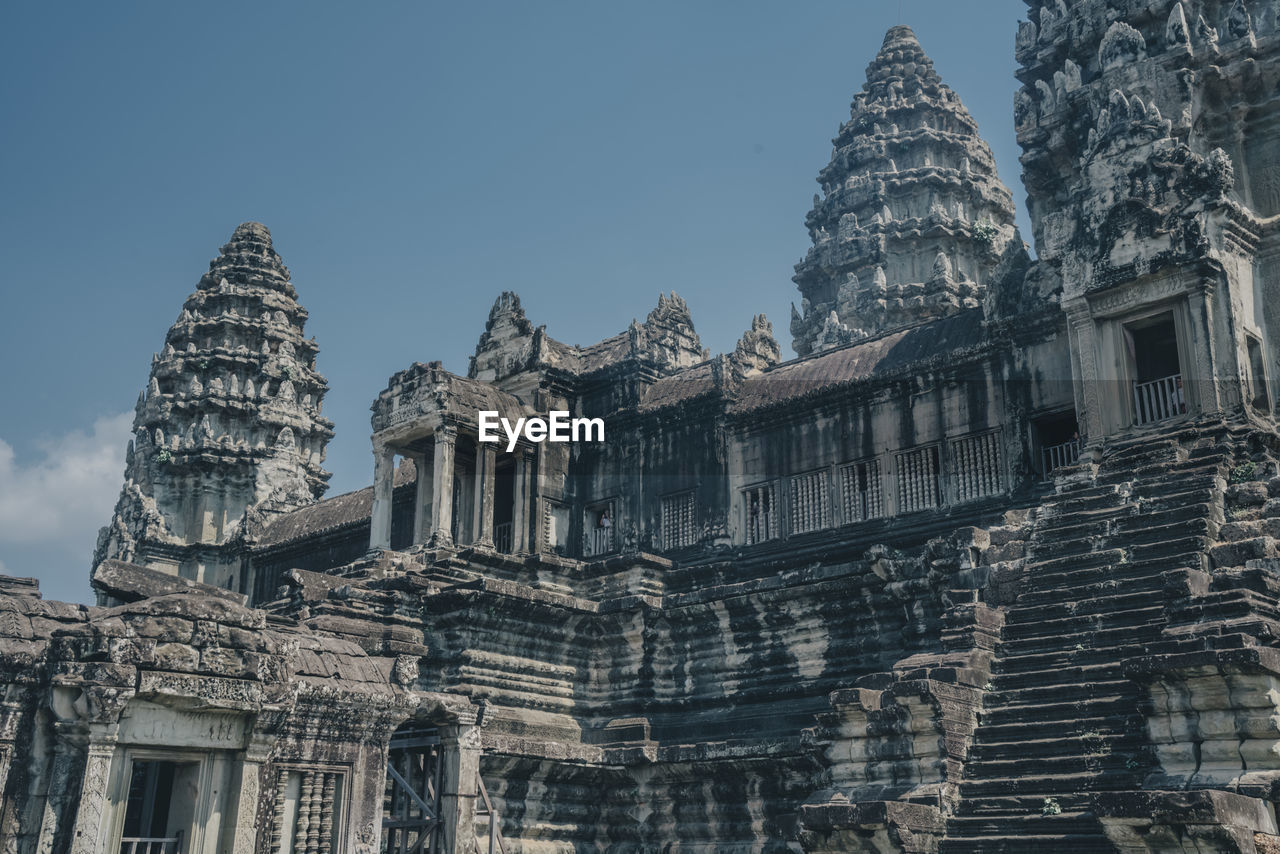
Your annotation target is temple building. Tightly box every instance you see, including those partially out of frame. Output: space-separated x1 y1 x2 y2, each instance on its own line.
5 4 1280 852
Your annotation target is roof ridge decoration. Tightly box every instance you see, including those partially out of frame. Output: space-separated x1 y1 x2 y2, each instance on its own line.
470 290 709 385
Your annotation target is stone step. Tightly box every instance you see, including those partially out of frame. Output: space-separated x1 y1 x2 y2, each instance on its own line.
1112 518 1214 549
1001 605 1167 642
953 793 1094 817
939 832 1112 853
1030 493 1215 538
972 714 1147 746
968 731 1145 762
980 693 1142 727
1025 533 1112 560
1097 459 1220 487
1026 549 1208 591
1013 558 1203 604
1097 438 1183 465
1040 491 1133 518
1110 502 1219 534
1022 548 1127 576
988 660 1134 691
998 616 1167 655
992 635 1205 675
1032 503 1138 532
1025 516 1214 563
944 813 1101 840
1172 589 1280 622
1124 466 1226 493
1132 481 1221 507
1028 516 1115 544
957 769 1141 797
1006 584 1181 624
1044 482 1134 503
1126 534 1212 564
984 677 1135 707
963 748 1145 779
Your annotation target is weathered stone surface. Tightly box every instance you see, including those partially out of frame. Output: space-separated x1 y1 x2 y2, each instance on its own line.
6 4 1280 852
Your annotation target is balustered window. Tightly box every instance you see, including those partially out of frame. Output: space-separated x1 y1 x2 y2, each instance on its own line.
950 432 1004 503
270 767 346 854
840 459 883 523
583 500 617 557
789 470 831 535
742 482 778 545
116 758 205 854
661 491 697 551
1125 313 1187 426
896 446 941 514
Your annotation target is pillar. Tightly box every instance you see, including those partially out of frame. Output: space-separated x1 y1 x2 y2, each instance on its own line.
68 728 117 854
430 427 456 547
512 452 532 553
472 445 496 548
438 724 481 854
1185 287 1222 417
1066 302 1104 448
369 442 396 550
37 723 88 854
412 451 433 545
229 733 277 853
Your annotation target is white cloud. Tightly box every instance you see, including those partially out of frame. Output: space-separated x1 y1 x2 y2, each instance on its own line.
0 412 133 552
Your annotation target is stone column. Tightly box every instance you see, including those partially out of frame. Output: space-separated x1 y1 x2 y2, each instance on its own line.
369 442 396 550
438 724 481 854
472 445 496 548
512 452 532 553
68 728 117 854
1185 288 1222 417
229 733 277 853
429 427 457 547
1066 302 1104 448
412 451 433 545
37 723 88 854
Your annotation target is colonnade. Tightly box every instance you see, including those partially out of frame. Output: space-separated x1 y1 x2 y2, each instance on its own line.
370 426 535 553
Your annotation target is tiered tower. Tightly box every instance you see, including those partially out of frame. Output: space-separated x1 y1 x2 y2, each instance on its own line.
791 25 1021 355
94 222 333 591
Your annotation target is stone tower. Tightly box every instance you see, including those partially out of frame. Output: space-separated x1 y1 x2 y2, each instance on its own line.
94 222 333 591
791 25 1021 355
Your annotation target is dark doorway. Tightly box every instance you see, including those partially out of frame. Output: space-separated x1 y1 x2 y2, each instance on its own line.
1129 315 1181 383
1033 411 1080 479
494 459 515 553
1126 313 1186 425
119 759 198 854
382 724 445 854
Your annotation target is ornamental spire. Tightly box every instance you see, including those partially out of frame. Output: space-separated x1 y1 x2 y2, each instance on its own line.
94 223 334 591
790 25 1019 355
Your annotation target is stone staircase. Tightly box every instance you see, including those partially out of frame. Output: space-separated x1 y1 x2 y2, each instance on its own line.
940 431 1234 852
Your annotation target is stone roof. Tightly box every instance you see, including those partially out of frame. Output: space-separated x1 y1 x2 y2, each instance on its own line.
733 310 986 413
635 310 986 415
639 361 716 412
256 458 418 548
576 331 634 373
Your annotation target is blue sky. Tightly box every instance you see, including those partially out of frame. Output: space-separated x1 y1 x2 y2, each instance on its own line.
0 1 1028 603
